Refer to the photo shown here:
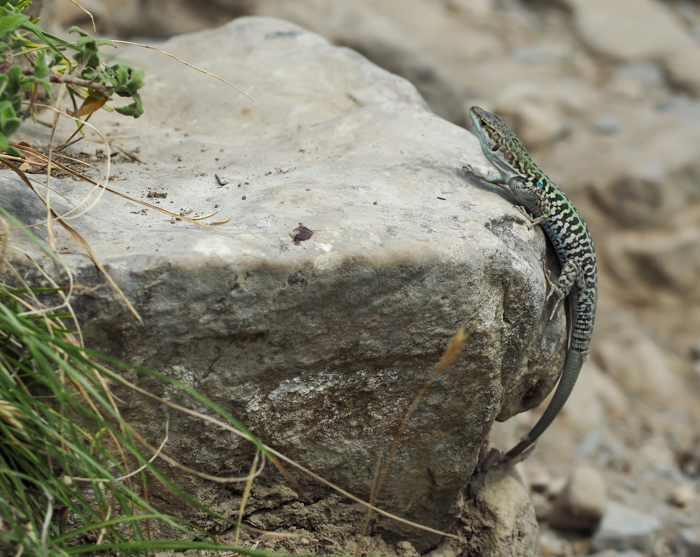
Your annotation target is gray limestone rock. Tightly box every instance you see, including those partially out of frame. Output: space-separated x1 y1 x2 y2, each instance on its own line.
564 0 700 96
678 529 700 557
467 469 539 556
252 0 469 126
71 0 468 126
434 468 538 557
592 502 662 553
607 228 700 301
2 16 564 547
548 465 607 533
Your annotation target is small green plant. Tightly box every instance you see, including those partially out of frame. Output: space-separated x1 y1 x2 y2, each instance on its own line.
0 0 145 155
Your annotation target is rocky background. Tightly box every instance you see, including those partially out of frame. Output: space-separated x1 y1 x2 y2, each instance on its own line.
37 0 700 555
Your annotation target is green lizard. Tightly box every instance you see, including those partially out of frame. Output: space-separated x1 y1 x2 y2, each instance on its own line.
463 106 598 463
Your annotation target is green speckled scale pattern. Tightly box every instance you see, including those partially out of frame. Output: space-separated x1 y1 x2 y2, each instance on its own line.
465 106 598 458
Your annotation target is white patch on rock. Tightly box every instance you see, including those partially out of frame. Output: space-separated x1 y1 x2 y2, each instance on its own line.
193 237 233 258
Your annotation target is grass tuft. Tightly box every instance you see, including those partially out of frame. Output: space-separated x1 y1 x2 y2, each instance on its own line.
0 209 287 556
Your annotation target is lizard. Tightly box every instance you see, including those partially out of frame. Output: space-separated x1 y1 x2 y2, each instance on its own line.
463 106 598 464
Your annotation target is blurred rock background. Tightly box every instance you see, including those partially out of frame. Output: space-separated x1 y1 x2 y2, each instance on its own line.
44 0 700 554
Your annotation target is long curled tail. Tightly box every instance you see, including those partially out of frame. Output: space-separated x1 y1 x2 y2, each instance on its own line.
502 350 584 461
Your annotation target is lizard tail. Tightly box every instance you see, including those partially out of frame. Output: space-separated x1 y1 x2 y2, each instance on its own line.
503 350 584 460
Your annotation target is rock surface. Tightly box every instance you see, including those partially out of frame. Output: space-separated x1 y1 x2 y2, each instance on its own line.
591 502 662 553
678 529 700 557
3 15 562 549
548 465 607 533
462 468 539 557
564 0 700 95
47 0 468 126
252 0 468 126
595 333 682 408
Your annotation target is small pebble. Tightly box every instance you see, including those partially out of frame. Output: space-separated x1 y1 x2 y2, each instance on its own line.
547 476 567 499
528 468 552 493
396 540 420 557
423 542 456 557
667 484 696 508
549 466 607 533
593 115 621 134
690 339 700 361
693 362 700 377
592 502 662 553
538 532 572 556
677 529 700 557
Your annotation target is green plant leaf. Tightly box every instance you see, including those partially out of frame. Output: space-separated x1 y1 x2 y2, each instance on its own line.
114 93 143 118
18 18 70 59
0 13 28 39
6 64 21 96
0 130 21 155
9 37 28 48
70 25 115 69
20 74 51 97
33 51 50 77
0 99 21 136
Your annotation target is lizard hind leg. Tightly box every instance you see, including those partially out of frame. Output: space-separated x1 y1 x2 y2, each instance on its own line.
514 205 537 230
542 259 576 320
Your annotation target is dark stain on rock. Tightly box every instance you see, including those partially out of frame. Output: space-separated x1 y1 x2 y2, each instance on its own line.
291 223 313 245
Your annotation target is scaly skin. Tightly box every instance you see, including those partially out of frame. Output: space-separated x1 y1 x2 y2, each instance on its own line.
463 106 598 463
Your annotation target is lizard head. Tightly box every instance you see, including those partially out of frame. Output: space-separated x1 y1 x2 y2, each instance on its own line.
469 106 528 171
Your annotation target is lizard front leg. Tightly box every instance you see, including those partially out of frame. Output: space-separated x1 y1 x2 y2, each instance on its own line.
462 164 505 185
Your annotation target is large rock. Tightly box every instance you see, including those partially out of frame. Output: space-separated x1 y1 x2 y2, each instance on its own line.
595 332 684 408
70 0 468 125
252 0 468 126
564 0 700 96
607 228 700 300
3 17 564 547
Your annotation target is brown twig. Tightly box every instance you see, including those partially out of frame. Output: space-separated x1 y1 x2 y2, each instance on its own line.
49 74 112 94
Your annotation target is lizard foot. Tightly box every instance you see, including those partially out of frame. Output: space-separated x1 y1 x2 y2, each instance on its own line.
478 448 504 471
514 205 534 230
514 205 548 230
498 442 537 468
481 443 537 471
541 260 564 320
546 290 565 320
